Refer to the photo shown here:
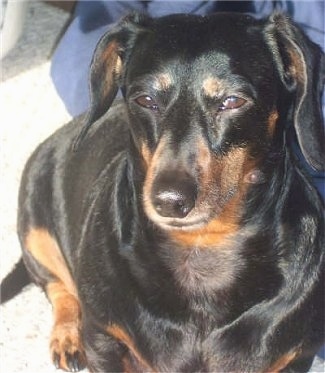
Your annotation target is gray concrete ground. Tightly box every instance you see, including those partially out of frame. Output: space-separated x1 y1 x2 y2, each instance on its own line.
0 2 77 372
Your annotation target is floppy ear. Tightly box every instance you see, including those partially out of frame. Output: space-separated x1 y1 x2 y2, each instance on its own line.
264 13 325 171
74 14 149 148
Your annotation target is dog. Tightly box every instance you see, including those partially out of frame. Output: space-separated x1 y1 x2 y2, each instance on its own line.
1 11 324 372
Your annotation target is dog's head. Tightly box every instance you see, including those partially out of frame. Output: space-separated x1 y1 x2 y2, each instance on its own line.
80 12 324 236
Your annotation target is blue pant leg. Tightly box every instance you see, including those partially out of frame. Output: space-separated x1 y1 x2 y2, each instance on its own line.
50 1 146 116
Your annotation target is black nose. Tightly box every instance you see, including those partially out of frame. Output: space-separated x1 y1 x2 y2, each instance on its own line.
152 172 197 218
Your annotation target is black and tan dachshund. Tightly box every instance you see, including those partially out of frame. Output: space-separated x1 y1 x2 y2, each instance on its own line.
1 11 325 372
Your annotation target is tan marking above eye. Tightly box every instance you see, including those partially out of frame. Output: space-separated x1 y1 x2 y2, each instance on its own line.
153 73 173 91
202 77 224 97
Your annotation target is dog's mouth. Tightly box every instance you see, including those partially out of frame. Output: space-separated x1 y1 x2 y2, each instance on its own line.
144 205 212 231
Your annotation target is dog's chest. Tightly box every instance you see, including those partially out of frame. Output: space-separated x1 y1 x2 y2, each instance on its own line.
167 245 242 294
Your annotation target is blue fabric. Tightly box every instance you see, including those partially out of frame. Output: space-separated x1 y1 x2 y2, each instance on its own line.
51 1 146 116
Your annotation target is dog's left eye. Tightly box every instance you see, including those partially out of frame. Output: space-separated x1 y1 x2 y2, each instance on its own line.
135 95 159 111
220 96 246 111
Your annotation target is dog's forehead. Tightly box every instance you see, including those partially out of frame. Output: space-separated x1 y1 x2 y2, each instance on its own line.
127 13 270 87
146 13 264 55
149 55 235 94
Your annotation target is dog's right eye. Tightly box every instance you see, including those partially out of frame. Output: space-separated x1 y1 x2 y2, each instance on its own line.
219 96 247 111
135 95 159 111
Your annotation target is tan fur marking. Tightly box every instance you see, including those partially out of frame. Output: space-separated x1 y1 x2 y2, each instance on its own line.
266 349 300 372
153 73 173 91
219 147 248 191
107 325 156 372
141 142 152 169
100 41 122 99
197 138 212 172
47 281 86 371
172 221 238 248
202 77 224 97
143 136 168 217
25 229 84 370
287 47 305 84
122 356 134 373
115 55 123 76
198 145 247 197
101 41 119 69
268 110 279 136
25 228 77 297
171 194 241 247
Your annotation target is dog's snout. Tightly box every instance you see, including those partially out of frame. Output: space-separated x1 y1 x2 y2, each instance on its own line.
153 189 194 218
152 172 197 219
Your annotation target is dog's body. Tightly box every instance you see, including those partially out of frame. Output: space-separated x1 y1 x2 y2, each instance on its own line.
4 12 325 372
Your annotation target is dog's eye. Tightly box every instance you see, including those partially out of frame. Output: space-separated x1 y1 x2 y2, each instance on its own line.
220 96 246 111
135 95 159 111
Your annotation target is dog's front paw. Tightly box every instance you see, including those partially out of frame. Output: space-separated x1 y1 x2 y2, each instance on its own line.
50 322 86 372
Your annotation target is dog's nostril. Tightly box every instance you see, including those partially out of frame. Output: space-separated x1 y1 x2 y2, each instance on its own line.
153 187 196 219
